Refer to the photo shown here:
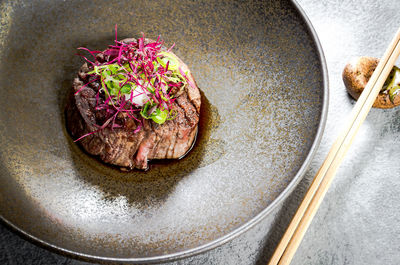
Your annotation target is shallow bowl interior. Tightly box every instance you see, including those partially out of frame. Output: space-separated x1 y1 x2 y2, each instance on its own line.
0 0 326 262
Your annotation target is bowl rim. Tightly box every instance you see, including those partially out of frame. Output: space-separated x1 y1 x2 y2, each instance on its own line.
0 0 329 263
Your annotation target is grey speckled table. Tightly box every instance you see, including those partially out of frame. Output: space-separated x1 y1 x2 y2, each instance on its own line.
1 0 400 264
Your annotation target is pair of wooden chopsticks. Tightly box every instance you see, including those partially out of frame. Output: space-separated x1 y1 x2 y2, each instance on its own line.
268 27 400 265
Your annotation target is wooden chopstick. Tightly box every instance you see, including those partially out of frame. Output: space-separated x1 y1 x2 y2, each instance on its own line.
268 27 400 265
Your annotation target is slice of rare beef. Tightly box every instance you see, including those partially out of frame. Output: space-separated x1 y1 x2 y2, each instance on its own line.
66 38 201 170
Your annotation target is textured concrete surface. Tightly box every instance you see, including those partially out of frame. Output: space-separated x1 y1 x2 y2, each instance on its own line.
1 0 400 264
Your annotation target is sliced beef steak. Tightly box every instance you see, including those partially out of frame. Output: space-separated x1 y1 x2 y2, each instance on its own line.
66 39 200 170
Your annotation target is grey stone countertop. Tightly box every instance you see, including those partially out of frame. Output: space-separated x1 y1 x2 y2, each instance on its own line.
1 0 399 264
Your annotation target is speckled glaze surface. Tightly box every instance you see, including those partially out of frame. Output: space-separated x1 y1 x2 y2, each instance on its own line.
0 0 327 263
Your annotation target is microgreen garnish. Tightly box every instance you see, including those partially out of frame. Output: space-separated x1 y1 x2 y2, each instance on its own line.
74 25 191 141
382 65 400 103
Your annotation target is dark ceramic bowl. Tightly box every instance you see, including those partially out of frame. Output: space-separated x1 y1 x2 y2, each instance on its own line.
0 0 328 263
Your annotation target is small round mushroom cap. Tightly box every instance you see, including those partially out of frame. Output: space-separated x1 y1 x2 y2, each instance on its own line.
342 56 400 108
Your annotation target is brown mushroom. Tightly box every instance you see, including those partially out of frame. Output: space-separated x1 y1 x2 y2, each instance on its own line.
342 56 400 108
